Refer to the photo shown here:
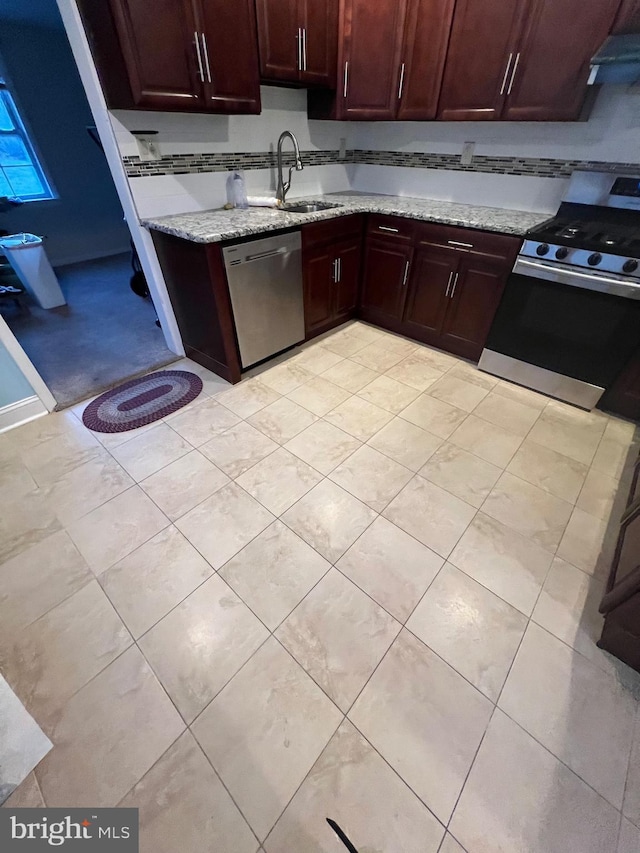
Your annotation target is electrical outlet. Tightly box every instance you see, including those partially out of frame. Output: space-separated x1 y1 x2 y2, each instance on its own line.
339 137 347 160
461 141 475 166
136 137 161 162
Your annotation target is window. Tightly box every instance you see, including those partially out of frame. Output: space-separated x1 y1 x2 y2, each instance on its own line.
0 80 54 202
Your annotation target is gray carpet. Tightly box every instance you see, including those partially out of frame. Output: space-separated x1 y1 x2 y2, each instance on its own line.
2 253 178 409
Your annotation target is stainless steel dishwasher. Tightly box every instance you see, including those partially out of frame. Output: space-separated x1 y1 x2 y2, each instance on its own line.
222 231 305 369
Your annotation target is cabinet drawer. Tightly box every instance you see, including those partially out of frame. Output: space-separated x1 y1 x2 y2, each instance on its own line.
416 222 521 261
367 214 416 243
302 214 363 250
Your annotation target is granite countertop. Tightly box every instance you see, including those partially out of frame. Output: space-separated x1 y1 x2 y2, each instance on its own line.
141 192 549 244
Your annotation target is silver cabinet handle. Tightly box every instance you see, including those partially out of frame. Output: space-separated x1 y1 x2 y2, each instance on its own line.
379 225 399 233
445 270 454 298
507 52 520 95
447 240 473 249
343 61 349 98
450 272 459 298
332 258 338 282
194 31 204 81
500 53 513 96
398 62 405 100
338 257 341 282
302 27 307 72
402 260 410 287
297 28 302 72
201 33 212 84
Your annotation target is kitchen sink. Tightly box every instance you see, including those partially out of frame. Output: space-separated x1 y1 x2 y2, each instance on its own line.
280 201 342 213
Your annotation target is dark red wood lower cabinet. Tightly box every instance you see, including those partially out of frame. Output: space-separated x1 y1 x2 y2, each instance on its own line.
598 348 640 421
334 238 361 319
360 239 413 323
304 244 335 335
403 247 458 344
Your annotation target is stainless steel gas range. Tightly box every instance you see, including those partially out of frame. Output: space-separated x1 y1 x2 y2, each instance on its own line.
479 171 640 409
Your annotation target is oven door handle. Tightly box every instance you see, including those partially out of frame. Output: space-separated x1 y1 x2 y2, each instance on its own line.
513 258 640 300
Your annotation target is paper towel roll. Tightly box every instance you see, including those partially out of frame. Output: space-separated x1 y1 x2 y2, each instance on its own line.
247 196 281 208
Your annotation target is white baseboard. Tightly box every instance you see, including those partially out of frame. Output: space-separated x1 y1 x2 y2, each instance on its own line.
0 396 48 433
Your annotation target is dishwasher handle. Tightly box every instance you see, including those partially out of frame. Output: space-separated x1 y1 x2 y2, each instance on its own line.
244 246 290 263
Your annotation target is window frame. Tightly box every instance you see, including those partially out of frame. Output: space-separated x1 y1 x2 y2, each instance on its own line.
0 80 55 203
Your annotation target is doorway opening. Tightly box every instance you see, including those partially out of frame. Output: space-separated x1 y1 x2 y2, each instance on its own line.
0 0 177 409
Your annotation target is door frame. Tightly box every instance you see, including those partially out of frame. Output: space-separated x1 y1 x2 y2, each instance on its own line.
0 314 57 412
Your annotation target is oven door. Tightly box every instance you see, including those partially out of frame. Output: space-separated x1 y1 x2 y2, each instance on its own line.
481 260 640 408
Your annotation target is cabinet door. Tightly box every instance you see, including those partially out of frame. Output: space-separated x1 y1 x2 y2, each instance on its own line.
503 0 621 121
398 0 456 120
108 0 204 110
334 238 361 319
304 245 335 335
255 0 299 83
440 255 509 360
341 0 407 119
403 246 458 345
612 0 640 34
360 240 412 321
196 0 262 114
300 0 338 87
437 0 524 121
599 348 640 421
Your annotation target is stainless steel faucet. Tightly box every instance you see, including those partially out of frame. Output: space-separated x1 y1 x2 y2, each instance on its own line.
276 130 303 204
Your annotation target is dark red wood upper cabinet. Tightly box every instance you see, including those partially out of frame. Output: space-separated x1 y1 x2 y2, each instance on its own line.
105 0 204 110
340 0 408 119
397 0 457 120
196 0 261 114
438 0 524 121
256 0 299 84
300 0 338 87
502 0 621 121
612 0 640 34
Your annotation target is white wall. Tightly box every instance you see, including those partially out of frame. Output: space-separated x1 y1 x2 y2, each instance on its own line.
0 340 34 407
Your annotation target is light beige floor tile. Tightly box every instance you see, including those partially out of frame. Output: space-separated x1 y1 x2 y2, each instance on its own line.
247 397 318 444
20 418 103 486
413 345 461 372
220 521 330 630
287 376 351 417
367 417 442 472
556 507 613 576
216 379 281 419
347 322 386 343
350 629 492 824
449 709 620 853
324 396 394 441
276 569 400 711
619 818 640 853
419 443 501 508
527 401 607 465
101 526 213 639
236 448 322 516
407 564 527 701
293 344 344 375
399 395 467 440
321 331 370 358
192 638 342 842
447 361 498 390
176 482 274 569
482 472 573 551
438 834 466 853
67 487 169 576
449 414 523 467
0 530 91 638
1 581 131 734
139 573 268 723
499 623 636 808
42 450 134 526
577 467 622 521
2 410 81 456
385 353 444 392
119 731 257 853
139 450 229 521
624 713 640 828
473 392 541 436
2 772 45 808
265 720 444 853
80 419 158 452
284 420 361 475
173 358 232 397
377 332 418 357
507 439 588 503
320 358 379 393
449 513 554 616
0 488 62 564
337 516 443 622
165 398 241 446
0 455 37 498
110 423 191 481
493 378 550 410
357 374 420 414
604 417 638 446
383 476 476 558
591 433 638 479
258 360 314 394
282 480 376 563
351 342 405 372
427 374 491 412
330 445 413 512
199 422 278 479
36 645 184 807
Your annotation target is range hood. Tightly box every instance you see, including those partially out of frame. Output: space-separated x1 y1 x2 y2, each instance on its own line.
589 34 640 84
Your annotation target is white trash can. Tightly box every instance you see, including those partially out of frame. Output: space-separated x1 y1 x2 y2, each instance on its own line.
0 233 66 309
